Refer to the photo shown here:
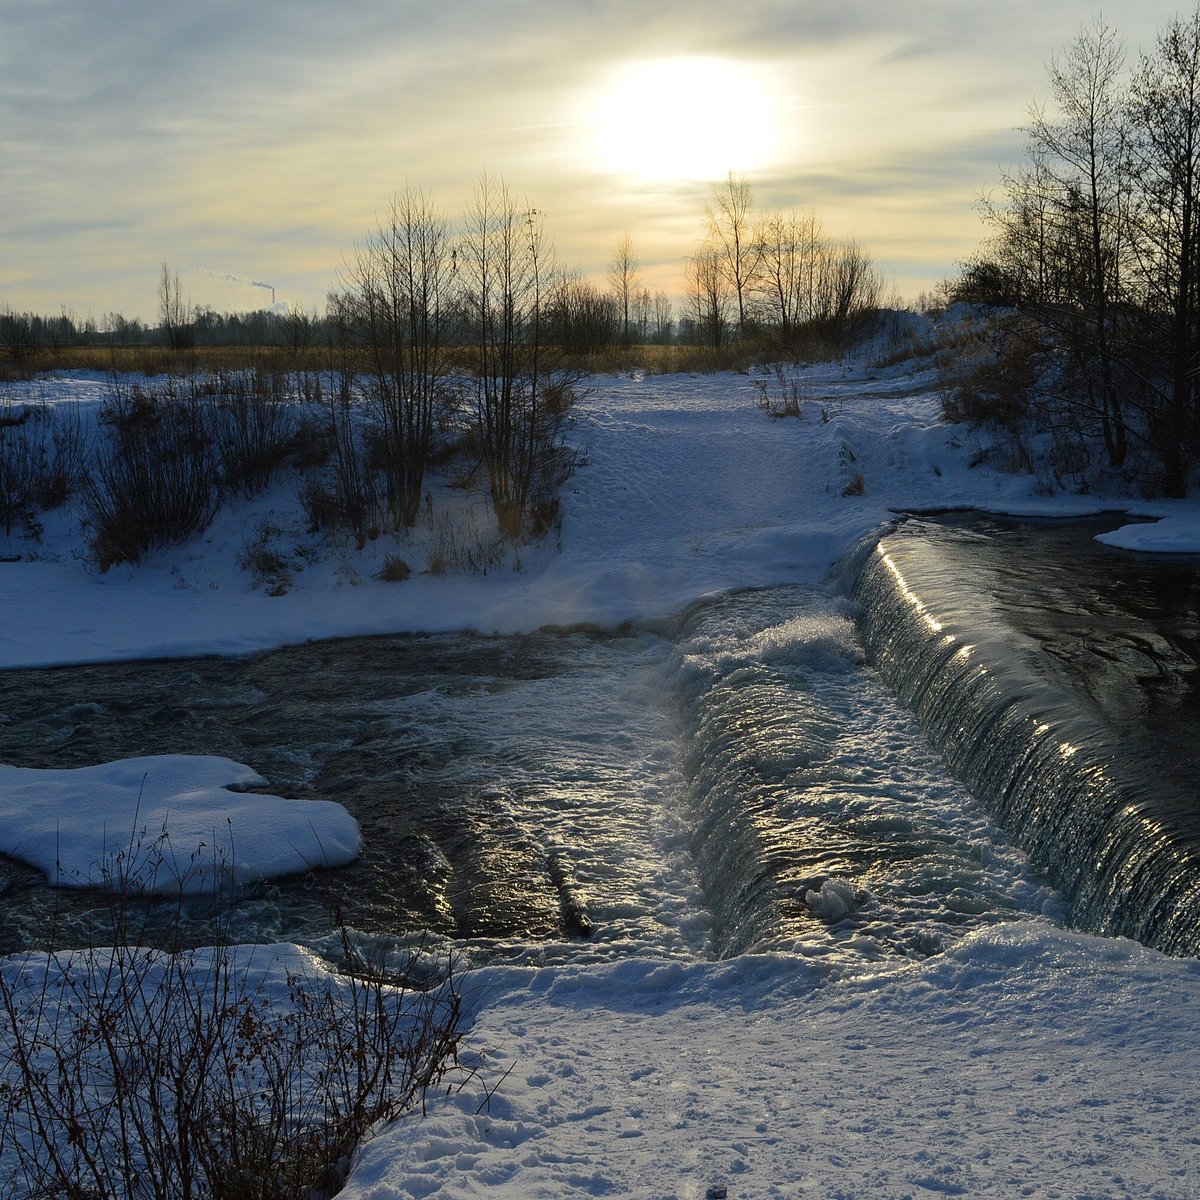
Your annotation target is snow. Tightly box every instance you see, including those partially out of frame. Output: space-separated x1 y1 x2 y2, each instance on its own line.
1096 507 1200 553
5 357 1196 672
0 755 361 893
4 351 1200 1196
343 924 1200 1199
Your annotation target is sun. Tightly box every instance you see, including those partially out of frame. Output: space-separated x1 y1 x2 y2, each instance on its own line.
589 56 779 183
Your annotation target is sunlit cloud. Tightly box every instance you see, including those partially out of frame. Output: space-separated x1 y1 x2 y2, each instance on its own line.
0 0 1189 318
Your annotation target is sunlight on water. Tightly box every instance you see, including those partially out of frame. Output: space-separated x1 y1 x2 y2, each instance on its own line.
878 547 944 633
0 631 707 963
671 586 1060 964
0 585 1064 973
855 515 1200 954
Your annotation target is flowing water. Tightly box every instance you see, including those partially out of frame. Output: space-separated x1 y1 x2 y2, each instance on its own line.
1 514 1197 965
0 629 707 961
853 513 1200 954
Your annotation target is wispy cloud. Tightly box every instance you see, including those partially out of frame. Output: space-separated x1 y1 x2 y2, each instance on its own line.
0 0 1187 316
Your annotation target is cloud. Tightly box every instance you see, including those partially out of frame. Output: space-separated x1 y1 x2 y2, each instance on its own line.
0 0 1190 316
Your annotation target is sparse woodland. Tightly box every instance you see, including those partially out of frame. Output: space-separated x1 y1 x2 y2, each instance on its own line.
0 173 891 578
683 174 887 353
947 6 1200 497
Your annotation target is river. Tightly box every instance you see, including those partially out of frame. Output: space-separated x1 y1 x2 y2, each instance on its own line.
1 514 1196 964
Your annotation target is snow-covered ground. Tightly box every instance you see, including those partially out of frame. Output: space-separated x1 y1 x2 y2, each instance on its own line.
347 926 1200 1199
3 356 1196 671
3 351 1200 1196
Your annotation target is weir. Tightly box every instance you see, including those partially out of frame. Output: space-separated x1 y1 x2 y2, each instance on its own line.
4 519 1197 967
669 586 1052 962
851 518 1200 955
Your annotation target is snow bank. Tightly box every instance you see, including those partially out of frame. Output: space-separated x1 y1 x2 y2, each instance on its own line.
343 922 1200 1199
1096 509 1200 553
0 754 361 893
4 361 1190 672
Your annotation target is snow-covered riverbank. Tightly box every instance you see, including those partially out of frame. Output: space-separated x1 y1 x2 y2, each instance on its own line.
3 356 1197 670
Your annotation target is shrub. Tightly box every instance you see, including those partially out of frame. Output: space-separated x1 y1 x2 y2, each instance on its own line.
376 553 412 583
935 313 1046 476
425 510 506 576
237 529 294 596
526 493 561 540
754 362 803 419
0 407 37 538
0 821 471 1200
210 369 298 499
298 401 384 550
291 413 334 471
32 403 87 509
84 383 222 571
0 933 466 1200
0 403 88 538
298 472 380 550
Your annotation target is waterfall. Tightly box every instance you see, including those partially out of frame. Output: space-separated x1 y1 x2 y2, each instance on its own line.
670 586 1055 962
852 526 1200 954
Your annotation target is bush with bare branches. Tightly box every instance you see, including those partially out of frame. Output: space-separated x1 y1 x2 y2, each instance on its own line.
0 931 465 1200
84 381 222 571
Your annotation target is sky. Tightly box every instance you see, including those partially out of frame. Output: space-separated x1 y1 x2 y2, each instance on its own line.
0 0 1192 322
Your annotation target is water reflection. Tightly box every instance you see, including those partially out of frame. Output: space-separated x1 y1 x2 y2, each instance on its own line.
0 629 705 961
857 512 1200 952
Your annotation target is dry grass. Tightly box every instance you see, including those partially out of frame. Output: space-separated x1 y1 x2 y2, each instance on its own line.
7 341 767 380
582 343 758 375
2 345 329 378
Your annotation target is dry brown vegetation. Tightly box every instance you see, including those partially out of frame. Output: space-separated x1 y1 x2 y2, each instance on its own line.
1 339 800 382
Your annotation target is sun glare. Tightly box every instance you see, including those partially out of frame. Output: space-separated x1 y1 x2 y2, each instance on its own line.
590 57 778 183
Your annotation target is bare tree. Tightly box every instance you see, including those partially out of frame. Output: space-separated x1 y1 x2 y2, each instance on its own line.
608 233 642 346
1127 7 1200 495
1020 16 1132 467
755 208 824 345
816 238 885 348
282 306 319 355
705 173 761 335
0 309 42 373
964 9 1200 493
962 22 1136 478
684 249 732 348
633 287 652 343
459 177 576 538
651 290 674 343
340 187 454 526
157 261 193 351
553 271 617 356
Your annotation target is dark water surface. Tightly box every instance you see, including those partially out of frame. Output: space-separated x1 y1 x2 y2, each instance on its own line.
0 628 701 958
916 512 1200 789
855 512 1200 952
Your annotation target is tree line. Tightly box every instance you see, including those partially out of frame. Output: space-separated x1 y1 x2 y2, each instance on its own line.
684 174 887 351
1 172 893 558
3 177 889 370
954 7 1200 496
0 303 321 362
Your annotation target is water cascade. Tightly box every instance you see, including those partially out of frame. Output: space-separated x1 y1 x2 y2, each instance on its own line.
851 518 1200 954
669 587 1053 961
6 517 1192 965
